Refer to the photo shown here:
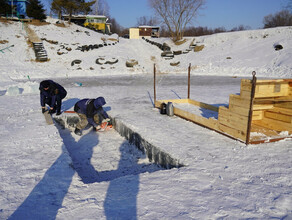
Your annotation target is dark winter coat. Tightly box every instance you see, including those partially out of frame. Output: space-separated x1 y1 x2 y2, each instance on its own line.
74 97 109 127
39 80 67 108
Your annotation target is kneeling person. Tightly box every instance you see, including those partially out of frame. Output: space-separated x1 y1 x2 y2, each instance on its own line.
74 97 110 135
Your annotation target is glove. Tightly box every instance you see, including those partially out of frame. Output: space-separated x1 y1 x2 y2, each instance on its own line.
42 108 46 114
102 118 111 123
49 108 56 114
105 118 112 125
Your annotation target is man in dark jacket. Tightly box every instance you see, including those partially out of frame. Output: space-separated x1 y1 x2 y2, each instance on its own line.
74 97 110 135
39 80 67 115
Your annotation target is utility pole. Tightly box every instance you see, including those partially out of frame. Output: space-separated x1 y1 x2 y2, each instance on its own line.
95 0 99 15
11 0 13 17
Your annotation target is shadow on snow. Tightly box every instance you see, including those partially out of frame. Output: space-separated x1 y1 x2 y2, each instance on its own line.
9 122 163 220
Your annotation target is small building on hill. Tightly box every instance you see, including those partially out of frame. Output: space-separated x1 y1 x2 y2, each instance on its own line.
62 14 111 34
62 15 87 26
6 0 29 18
129 26 160 39
129 28 139 39
84 15 111 34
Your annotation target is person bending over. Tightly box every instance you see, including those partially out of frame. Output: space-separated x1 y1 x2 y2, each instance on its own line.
74 97 110 136
39 80 67 115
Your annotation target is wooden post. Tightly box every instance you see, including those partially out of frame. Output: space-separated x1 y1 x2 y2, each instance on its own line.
188 63 191 99
246 71 257 144
154 64 156 104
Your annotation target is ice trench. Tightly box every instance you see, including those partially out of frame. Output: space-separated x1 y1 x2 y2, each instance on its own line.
10 114 182 220
53 114 185 219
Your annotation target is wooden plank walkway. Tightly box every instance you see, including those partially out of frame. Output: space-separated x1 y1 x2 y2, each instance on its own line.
24 24 48 61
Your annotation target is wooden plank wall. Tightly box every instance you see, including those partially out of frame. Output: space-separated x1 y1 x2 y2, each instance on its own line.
155 79 292 143
251 80 292 133
216 79 252 141
218 79 292 142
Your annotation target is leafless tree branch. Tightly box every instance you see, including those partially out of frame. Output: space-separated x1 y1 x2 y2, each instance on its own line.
148 0 205 41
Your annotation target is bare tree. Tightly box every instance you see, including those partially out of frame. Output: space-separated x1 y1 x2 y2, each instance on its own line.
230 25 250 32
51 0 63 19
46 0 53 16
108 16 126 35
148 0 205 41
136 16 158 26
51 0 95 22
287 0 292 11
92 0 109 16
263 10 292 28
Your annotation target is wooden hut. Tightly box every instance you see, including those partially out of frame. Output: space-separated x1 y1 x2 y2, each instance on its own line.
7 0 29 18
129 26 160 39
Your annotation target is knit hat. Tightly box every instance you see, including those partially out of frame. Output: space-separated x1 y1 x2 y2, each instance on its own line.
41 80 50 88
93 97 106 108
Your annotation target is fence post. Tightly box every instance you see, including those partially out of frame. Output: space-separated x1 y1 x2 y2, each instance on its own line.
154 64 156 104
246 71 257 144
188 63 191 99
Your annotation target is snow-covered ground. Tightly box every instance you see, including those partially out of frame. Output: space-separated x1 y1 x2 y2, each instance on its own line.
0 17 292 219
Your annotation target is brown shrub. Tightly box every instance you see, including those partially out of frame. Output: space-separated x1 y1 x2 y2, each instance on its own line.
194 45 204 52
55 22 66 28
174 38 187 45
0 40 9 44
29 19 50 26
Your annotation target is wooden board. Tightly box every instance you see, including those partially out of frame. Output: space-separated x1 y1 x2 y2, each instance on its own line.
251 124 280 137
253 104 274 110
255 83 289 98
240 80 252 93
250 124 292 144
240 79 291 98
187 99 219 112
265 111 291 123
155 99 188 108
275 102 292 108
218 107 248 131
228 104 250 116
268 107 292 116
44 111 54 125
156 99 219 130
218 123 246 142
256 79 292 83
173 107 219 130
252 110 263 121
229 94 250 107
255 97 292 103
253 117 292 132
156 99 219 112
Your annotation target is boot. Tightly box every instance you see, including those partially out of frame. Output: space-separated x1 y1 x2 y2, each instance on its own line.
74 128 82 136
56 105 61 115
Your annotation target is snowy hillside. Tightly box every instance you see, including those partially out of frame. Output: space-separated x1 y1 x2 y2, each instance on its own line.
1 17 292 83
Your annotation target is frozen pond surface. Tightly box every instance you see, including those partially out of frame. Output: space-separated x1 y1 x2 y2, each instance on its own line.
2 77 292 220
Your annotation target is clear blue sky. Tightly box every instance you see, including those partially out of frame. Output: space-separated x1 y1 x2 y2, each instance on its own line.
42 0 289 30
